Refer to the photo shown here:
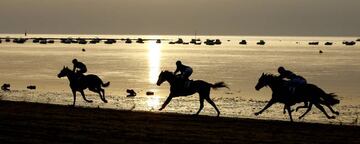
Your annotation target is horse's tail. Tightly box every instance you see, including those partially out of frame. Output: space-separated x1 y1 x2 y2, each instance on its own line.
321 93 340 106
102 81 110 87
211 82 229 90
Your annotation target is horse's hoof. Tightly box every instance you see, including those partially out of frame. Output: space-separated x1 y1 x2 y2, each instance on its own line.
254 112 260 116
298 116 303 119
329 116 336 119
87 100 93 103
103 100 108 103
334 112 340 115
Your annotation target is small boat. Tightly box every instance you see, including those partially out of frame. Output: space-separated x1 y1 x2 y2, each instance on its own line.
156 39 161 43
47 39 55 44
356 38 360 42
239 40 247 45
136 38 144 43
89 38 101 44
308 42 319 45
40 39 48 44
175 38 184 44
324 42 333 45
104 39 116 44
257 40 265 45
204 39 215 45
214 39 221 45
343 41 356 46
125 38 132 44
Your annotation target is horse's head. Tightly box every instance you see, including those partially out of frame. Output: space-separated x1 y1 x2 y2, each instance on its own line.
57 66 71 78
156 70 173 86
255 73 274 91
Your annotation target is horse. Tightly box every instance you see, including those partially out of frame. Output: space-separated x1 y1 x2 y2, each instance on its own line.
57 66 110 106
156 70 228 117
254 73 339 122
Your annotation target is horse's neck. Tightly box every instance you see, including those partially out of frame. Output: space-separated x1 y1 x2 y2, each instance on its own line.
66 71 77 83
268 78 282 92
166 74 176 86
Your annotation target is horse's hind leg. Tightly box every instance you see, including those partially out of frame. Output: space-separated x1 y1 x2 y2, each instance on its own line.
99 88 107 103
80 90 93 103
315 103 335 119
195 97 205 115
325 104 339 115
299 103 313 119
89 87 107 103
296 102 309 112
205 97 220 117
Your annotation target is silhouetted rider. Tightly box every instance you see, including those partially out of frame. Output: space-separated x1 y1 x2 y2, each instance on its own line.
72 59 87 77
174 60 193 88
278 66 307 93
174 60 193 80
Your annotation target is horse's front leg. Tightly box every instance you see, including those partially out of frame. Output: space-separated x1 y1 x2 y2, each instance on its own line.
255 99 275 116
71 89 77 107
285 104 293 122
159 94 174 111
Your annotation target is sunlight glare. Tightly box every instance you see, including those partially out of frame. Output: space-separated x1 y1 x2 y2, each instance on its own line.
147 96 160 108
148 41 161 84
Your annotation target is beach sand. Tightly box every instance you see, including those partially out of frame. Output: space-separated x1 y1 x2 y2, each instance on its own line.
0 100 358 144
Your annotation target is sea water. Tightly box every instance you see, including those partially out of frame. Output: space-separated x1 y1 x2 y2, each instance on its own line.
0 34 359 125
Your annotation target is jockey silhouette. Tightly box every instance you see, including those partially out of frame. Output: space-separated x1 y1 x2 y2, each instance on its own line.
278 66 307 94
72 59 87 79
174 60 193 88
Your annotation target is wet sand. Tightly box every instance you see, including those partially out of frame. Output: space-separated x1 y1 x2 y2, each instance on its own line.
0 100 359 144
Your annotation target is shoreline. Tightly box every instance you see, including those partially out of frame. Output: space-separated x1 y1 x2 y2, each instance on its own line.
0 100 359 143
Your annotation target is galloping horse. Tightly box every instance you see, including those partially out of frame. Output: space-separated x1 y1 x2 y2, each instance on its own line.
156 70 228 116
57 66 110 106
254 73 339 122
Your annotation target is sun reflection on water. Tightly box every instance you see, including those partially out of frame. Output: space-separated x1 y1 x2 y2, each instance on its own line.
147 96 160 108
148 41 161 84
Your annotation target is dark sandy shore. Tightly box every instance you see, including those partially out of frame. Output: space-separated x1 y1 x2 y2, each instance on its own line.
0 100 358 144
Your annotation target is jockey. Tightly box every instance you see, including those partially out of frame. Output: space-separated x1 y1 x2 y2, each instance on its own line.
174 60 193 80
72 59 87 77
278 66 307 93
174 60 193 88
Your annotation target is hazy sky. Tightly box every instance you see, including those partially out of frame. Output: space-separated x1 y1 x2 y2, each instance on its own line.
0 0 359 36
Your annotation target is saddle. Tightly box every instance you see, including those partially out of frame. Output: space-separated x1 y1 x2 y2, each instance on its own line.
175 77 193 91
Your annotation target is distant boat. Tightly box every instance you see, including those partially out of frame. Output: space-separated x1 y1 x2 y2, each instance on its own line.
47 39 55 44
40 39 47 44
239 40 247 45
136 38 144 43
175 38 184 44
214 39 221 45
89 38 101 44
356 38 360 42
0 39 2 43
156 39 161 43
125 38 132 44
104 39 116 44
343 41 356 46
324 42 333 45
78 39 87 44
257 40 265 45
33 38 40 43
308 42 319 45
204 39 215 45
190 39 199 43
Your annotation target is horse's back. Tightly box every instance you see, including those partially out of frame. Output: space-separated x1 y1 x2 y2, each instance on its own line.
84 74 103 84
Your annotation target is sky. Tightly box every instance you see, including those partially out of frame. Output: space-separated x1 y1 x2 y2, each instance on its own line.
0 0 359 36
